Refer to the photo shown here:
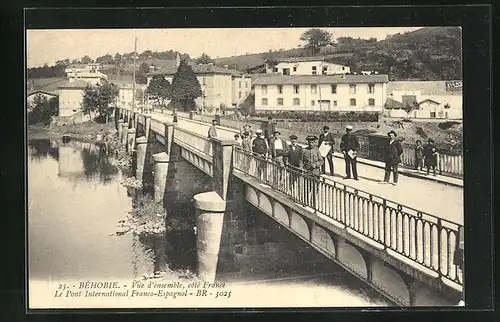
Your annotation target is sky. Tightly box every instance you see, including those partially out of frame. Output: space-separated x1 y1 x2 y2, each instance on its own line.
27 27 422 68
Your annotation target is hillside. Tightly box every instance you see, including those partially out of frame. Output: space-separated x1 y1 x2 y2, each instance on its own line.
213 27 462 81
27 27 462 82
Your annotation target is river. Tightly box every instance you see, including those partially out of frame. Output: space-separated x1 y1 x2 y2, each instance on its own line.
28 138 390 308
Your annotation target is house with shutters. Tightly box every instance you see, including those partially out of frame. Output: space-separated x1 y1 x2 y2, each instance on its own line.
253 74 388 112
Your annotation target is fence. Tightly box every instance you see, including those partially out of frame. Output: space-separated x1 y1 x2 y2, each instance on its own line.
149 108 464 178
232 147 463 287
400 143 463 177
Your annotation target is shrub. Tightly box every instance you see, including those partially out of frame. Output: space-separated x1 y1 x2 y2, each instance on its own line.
250 110 379 122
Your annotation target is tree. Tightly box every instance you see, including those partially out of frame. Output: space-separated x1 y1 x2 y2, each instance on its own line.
299 29 333 55
95 54 114 65
168 59 202 111
81 55 93 64
28 94 59 125
81 81 119 123
55 59 70 67
136 62 150 84
146 76 171 106
194 53 215 64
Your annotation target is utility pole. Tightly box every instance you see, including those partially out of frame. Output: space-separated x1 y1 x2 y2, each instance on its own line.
132 36 137 113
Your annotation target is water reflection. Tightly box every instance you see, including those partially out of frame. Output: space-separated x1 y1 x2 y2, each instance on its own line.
28 139 58 162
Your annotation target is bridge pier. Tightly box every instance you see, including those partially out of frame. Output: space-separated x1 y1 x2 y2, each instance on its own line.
152 152 170 204
193 191 226 282
135 136 148 182
144 116 152 141
121 122 129 146
117 119 124 139
127 128 136 155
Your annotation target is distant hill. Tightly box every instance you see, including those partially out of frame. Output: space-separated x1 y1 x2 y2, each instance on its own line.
213 27 462 81
27 27 461 82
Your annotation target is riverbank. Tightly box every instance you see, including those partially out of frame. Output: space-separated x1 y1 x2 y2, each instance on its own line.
28 121 116 142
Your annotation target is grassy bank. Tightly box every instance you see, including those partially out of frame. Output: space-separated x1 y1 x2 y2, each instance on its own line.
28 120 116 141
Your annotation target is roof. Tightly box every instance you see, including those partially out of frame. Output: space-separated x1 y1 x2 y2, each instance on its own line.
418 98 441 105
27 90 58 97
146 61 242 77
65 63 101 70
58 80 90 89
275 56 328 63
384 98 405 109
252 74 389 85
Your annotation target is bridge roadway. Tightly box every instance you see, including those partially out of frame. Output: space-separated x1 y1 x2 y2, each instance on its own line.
147 111 463 226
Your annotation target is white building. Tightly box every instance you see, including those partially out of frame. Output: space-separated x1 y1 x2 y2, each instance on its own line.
65 63 107 85
265 57 351 76
112 81 148 109
385 89 463 119
57 80 89 118
253 74 388 112
146 55 250 111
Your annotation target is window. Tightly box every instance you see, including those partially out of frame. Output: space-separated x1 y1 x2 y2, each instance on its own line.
262 85 268 95
293 98 300 106
277 85 283 94
273 67 278 72
245 81 248 88
368 83 375 94
283 68 290 75
293 85 300 94
239 81 241 88
331 85 337 94
430 112 436 118
349 84 356 94
261 98 268 106
311 100 315 106
202 77 206 85
342 67 345 70
277 98 284 105
350 99 356 106
311 84 317 94
368 98 375 106
333 100 338 106
239 91 242 98
293 66 297 72
312 66 317 75
322 66 328 73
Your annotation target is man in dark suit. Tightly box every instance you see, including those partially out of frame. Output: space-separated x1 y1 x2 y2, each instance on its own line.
379 130 403 186
252 129 269 182
339 125 360 180
284 135 303 196
318 125 335 175
264 116 277 146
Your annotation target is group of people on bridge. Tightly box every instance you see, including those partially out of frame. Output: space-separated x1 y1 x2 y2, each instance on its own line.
206 116 441 188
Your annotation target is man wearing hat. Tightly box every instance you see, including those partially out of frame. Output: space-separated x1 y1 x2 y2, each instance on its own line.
270 130 288 164
302 135 324 208
340 125 360 180
285 134 304 196
252 129 269 181
318 125 335 175
265 116 277 146
380 130 403 185
208 119 218 138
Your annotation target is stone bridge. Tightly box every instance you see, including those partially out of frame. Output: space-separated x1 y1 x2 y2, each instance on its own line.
115 107 464 307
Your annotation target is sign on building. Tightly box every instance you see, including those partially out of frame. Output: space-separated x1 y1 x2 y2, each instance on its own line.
445 81 463 92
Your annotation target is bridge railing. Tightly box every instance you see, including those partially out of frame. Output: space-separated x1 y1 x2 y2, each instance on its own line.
150 118 165 136
400 143 463 177
232 147 463 287
173 126 213 157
